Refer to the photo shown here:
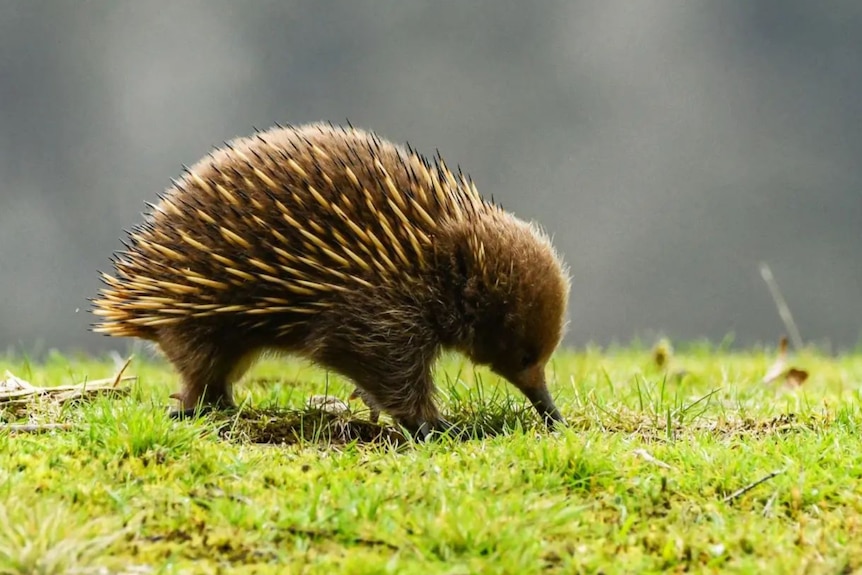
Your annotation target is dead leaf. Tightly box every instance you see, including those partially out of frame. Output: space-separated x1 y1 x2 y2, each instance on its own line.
0 371 36 393
306 395 350 415
785 368 809 387
761 336 809 388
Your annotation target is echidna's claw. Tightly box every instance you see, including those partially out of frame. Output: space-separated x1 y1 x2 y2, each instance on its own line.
169 406 215 420
408 418 465 442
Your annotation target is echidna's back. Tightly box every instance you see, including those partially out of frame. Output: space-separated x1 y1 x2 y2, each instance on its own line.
92 123 488 339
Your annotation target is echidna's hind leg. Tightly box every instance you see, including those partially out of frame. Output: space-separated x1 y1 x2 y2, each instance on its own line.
156 328 241 417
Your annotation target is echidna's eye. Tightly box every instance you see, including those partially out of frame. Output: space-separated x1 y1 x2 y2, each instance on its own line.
520 350 537 369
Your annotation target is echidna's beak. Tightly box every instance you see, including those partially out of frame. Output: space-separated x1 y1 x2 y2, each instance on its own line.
514 364 565 429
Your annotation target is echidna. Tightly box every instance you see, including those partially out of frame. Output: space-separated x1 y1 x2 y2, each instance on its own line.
92 122 571 438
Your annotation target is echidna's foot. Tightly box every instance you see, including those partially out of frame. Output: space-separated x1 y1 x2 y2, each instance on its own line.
169 386 235 420
169 406 216 420
404 418 465 442
366 405 381 424
168 399 235 420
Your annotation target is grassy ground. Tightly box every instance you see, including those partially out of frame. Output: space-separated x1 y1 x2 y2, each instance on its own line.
1 344 861 574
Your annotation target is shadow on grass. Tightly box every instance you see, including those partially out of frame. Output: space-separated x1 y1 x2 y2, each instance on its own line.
215 408 408 446
208 402 828 447
209 400 543 447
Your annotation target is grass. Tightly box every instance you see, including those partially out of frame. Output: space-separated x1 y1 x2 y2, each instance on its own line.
1 344 861 574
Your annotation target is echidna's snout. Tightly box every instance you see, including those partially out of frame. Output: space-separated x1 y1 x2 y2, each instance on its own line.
510 364 565 429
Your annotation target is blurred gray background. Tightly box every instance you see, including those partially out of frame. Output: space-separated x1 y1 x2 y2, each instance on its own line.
1 1 860 356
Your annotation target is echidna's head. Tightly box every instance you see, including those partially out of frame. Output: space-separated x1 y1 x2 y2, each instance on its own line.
440 210 571 427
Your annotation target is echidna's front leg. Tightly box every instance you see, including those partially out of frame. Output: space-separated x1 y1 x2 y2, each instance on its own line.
157 329 239 418
349 387 381 423
363 372 463 441
312 324 461 440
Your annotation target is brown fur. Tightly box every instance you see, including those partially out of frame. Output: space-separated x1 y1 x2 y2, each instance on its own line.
92 122 571 436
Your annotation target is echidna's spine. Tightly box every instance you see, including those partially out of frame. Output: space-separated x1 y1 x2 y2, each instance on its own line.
91 123 489 339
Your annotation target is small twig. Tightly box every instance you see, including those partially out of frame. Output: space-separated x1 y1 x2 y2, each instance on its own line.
0 375 136 403
2 423 74 433
111 355 134 388
633 448 674 470
723 469 785 503
759 263 803 351
762 490 778 517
